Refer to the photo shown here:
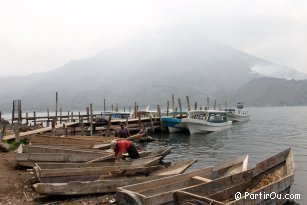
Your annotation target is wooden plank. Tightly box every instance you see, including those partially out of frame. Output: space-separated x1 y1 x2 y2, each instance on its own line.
3 122 79 140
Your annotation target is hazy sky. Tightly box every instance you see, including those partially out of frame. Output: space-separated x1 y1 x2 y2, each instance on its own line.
0 0 306 77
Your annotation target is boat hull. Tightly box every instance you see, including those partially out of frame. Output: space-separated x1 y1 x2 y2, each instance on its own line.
227 113 250 122
162 117 188 133
182 118 232 134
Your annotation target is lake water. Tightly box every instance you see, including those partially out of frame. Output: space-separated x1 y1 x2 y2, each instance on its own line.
144 106 307 203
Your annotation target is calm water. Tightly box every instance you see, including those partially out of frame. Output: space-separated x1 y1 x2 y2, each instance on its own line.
144 106 307 203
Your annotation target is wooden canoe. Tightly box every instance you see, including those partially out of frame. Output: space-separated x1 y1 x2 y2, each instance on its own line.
29 135 117 146
16 144 114 167
173 148 294 205
33 159 197 195
19 144 107 154
116 155 249 205
32 156 162 183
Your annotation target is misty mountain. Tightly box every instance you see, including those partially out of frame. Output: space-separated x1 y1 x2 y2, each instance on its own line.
230 77 307 106
0 33 305 112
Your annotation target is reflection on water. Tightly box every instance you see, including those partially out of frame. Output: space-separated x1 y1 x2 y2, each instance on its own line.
144 106 307 203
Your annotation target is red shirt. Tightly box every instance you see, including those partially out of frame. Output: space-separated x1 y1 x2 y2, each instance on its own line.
114 140 132 156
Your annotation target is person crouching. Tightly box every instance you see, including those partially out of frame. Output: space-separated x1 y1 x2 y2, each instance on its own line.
110 139 140 162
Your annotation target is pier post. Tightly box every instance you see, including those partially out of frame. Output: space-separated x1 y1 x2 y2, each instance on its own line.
52 117 56 136
171 94 175 112
150 115 154 133
90 103 93 136
106 114 112 136
86 107 89 122
55 92 58 125
47 108 50 127
71 112 74 122
157 105 163 131
26 112 28 125
178 98 183 118
62 123 66 136
134 102 137 118
225 100 228 109
33 111 36 128
67 110 70 122
194 102 197 110
186 96 191 112
166 101 170 116
214 99 216 110
103 98 106 113
13 123 20 143
78 112 81 121
80 116 84 136
60 108 62 124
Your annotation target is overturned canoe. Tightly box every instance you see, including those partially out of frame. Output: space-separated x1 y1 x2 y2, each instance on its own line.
116 155 248 205
173 148 294 205
33 159 197 195
33 156 162 183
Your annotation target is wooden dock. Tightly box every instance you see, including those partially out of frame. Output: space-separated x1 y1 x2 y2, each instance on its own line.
3 122 79 140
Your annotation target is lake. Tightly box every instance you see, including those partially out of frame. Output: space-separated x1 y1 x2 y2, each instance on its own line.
144 106 307 203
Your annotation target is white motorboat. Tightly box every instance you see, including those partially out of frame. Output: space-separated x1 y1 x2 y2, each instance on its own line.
225 102 250 122
182 110 232 134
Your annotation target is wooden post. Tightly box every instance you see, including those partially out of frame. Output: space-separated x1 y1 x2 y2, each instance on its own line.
111 104 114 112
33 111 36 128
67 110 70 122
116 103 118 112
134 102 137 118
26 112 29 125
0 122 6 142
166 101 170 116
225 100 228 109
60 108 62 124
55 92 58 125
194 102 197 110
157 105 162 131
138 112 141 126
124 106 126 112
47 108 50 127
52 117 56 136
90 103 93 136
149 115 154 133
62 123 66 136
214 99 216 110
186 96 191 112
80 116 84 136
103 98 106 113
178 98 183 118
171 94 175 112
71 112 74 122
86 107 89 122
13 123 20 143
106 114 112 136
78 111 81 121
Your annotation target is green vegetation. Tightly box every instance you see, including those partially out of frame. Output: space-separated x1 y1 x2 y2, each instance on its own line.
5 139 29 150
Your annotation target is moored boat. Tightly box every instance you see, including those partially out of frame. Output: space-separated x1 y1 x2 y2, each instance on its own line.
162 111 188 133
182 110 232 134
33 159 197 195
116 155 248 205
173 148 294 205
225 102 250 122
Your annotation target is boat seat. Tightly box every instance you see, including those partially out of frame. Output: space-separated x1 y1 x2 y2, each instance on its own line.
192 176 212 183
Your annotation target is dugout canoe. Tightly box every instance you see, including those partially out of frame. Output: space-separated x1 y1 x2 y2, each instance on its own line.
173 148 294 205
33 159 197 195
116 155 248 205
32 156 162 183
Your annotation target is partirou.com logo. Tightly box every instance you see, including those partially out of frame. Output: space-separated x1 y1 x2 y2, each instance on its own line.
235 192 301 201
